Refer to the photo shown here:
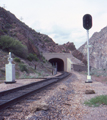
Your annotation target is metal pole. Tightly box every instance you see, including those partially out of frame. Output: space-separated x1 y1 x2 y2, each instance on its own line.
87 30 90 76
85 30 92 83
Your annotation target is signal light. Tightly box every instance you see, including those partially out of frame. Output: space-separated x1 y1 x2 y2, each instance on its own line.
83 14 92 30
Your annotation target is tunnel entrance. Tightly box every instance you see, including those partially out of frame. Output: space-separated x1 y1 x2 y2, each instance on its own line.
49 58 64 71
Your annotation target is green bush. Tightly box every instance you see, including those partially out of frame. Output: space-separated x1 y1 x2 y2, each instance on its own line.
84 95 107 107
42 56 47 63
14 57 21 62
0 29 3 32
19 63 28 72
27 53 39 61
0 35 28 58
44 39 50 42
27 55 32 61
5 23 12 28
33 54 39 61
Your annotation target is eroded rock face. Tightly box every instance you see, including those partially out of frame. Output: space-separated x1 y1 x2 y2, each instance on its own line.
79 26 107 69
72 50 87 65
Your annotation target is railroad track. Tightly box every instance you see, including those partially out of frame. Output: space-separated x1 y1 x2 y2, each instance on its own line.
0 72 71 111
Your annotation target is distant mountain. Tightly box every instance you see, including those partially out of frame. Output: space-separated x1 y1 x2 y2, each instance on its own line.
78 26 107 69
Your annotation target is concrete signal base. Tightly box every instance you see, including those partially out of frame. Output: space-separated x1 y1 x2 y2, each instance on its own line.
85 75 92 83
5 64 16 84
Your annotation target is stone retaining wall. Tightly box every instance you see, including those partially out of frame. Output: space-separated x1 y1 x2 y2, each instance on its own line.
72 64 87 72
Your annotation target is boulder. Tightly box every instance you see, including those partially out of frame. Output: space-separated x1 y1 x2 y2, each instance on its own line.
85 90 95 94
29 101 49 113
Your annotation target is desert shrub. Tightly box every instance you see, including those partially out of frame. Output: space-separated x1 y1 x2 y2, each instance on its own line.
0 29 3 32
5 23 12 28
27 55 32 61
19 63 28 72
42 56 47 63
27 53 39 61
90 68 107 77
0 35 28 58
84 95 107 107
33 54 39 61
3 29 8 33
14 57 21 62
44 39 50 42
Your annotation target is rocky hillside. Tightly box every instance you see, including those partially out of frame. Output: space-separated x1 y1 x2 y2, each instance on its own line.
79 26 107 69
0 7 86 61
0 7 88 80
0 7 88 75
0 49 53 80
0 7 75 54
0 7 53 55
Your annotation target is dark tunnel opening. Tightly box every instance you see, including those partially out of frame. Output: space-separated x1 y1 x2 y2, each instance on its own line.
49 58 64 71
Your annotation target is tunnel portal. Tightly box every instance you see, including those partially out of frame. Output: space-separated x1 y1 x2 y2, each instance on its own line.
49 58 64 71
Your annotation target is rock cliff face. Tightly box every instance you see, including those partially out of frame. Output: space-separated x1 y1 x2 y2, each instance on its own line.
72 50 87 65
78 26 107 69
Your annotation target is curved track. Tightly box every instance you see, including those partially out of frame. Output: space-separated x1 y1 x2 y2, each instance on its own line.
0 72 71 111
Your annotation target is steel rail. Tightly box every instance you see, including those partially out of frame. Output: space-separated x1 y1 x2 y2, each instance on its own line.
0 72 71 111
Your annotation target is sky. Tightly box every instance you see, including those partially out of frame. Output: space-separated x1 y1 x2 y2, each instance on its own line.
0 0 107 48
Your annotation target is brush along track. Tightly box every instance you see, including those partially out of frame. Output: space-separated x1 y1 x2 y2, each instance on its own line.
0 72 71 111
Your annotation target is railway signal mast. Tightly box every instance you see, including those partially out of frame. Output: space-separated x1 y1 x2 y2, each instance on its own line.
83 14 92 83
